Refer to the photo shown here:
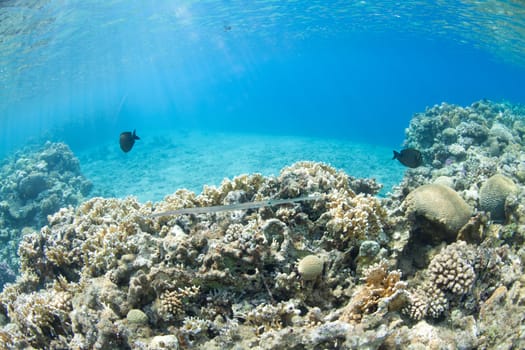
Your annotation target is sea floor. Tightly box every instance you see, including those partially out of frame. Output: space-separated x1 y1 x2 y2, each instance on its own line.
76 130 404 203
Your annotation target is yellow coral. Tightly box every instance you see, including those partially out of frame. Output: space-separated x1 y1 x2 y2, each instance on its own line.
0 330 14 349
340 260 407 322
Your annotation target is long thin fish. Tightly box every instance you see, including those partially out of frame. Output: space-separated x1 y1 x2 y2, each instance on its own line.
145 195 322 218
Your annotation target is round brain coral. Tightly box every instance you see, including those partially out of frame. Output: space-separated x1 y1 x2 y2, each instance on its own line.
404 184 472 243
479 174 518 222
297 255 323 281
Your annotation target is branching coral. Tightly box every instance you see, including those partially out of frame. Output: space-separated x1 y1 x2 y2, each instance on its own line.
428 246 475 295
244 299 301 334
157 286 200 321
7 289 72 348
321 189 388 248
404 241 476 320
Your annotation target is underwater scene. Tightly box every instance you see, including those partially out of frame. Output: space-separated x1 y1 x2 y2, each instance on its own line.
1 1 525 349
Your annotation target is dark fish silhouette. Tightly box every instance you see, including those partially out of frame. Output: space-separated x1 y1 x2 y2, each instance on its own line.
393 148 423 168
120 129 140 153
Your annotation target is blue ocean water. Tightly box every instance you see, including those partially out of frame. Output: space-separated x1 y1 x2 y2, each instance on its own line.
1 1 525 198
2 2 525 345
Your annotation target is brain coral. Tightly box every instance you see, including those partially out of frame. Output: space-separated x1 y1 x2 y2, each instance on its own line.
479 174 518 222
404 184 472 243
297 255 323 281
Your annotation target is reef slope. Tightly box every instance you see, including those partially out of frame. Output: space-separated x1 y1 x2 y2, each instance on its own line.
0 100 524 349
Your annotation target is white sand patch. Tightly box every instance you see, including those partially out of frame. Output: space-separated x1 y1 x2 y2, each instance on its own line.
76 130 403 203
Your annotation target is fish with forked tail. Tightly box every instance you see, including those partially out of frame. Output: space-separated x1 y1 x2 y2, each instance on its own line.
393 148 423 168
120 129 140 152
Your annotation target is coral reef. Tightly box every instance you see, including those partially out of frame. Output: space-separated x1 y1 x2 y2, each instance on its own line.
340 260 407 322
0 262 16 290
392 101 525 202
0 100 524 348
297 255 324 281
0 142 92 288
403 241 476 320
403 183 472 243
479 173 518 222
0 161 398 349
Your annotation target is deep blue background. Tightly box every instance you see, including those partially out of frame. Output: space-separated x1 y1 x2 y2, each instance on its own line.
2 17 525 156
61 32 525 150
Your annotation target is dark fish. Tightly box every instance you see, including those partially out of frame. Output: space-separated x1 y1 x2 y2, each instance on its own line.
120 129 140 153
393 148 423 168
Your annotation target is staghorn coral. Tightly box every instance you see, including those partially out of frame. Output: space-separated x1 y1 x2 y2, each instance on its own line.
243 299 301 334
2 161 385 348
6 289 72 348
180 316 211 344
0 262 16 290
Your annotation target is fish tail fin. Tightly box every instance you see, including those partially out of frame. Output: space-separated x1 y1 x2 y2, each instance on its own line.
392 150 399 160
133 129 141 140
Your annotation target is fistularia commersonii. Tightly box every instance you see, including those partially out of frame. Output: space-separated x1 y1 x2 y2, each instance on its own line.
145 195 322 218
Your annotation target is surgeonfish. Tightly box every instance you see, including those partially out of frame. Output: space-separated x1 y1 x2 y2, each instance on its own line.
120 129 140 153
392 148 423 168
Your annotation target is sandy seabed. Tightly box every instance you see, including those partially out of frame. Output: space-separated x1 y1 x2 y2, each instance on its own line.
76 130 403 202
